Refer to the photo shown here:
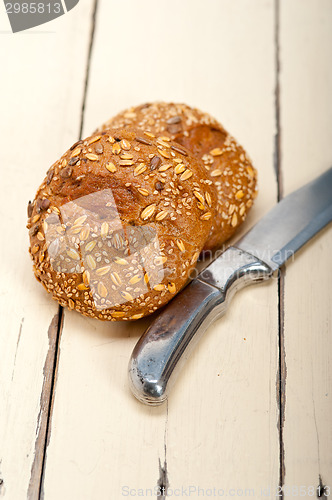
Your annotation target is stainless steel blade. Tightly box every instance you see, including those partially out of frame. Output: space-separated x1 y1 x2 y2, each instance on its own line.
128 167 332 405
237 167 332 270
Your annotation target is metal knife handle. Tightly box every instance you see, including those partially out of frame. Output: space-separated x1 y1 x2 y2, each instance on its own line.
128 247 272 405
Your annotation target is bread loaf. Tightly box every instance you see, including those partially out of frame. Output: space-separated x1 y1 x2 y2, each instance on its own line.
28 128 216 320
98 102 258 251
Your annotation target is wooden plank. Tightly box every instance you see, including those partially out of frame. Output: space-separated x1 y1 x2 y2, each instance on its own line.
280 0 332 492
0 3 94 499
42 0 280 498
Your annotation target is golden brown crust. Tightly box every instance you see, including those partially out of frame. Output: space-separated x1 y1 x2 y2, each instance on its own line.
28 128 216 321
98 102 258 250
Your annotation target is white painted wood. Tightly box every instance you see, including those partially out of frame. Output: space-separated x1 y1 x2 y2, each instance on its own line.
280 0 332 490
0 3 94 498
42 1 279 498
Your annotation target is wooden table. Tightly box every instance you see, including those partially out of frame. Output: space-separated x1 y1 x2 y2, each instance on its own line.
1 1 331 498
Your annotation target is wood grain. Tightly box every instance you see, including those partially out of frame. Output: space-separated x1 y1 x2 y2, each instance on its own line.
0 3 95 498
1 0 331 498
42 1 279 498
280 0 332 491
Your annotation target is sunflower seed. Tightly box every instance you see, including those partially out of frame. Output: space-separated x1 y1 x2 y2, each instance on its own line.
60 166 73 178
136 136 152 146
41 198 50 210
171 144 187 156
95 144 104 154
167 123 182 134
27 201 33 217
46 170 54 185
166 116 181 124
70 140 83 150
150 156 161 170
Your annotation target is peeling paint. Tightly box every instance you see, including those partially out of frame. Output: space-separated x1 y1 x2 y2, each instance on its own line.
27 309 63 500
157 401 169 498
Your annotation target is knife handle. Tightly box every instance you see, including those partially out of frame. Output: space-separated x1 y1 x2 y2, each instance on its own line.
128 247 272 405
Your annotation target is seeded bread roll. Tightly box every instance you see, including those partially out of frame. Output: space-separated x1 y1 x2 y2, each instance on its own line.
98 102 258 251
28 128 216 321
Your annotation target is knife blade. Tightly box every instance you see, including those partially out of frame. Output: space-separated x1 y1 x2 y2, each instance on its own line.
128 167 332 405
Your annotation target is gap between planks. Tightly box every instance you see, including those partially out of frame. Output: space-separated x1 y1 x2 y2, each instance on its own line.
27 1 100 499
274 0 286 495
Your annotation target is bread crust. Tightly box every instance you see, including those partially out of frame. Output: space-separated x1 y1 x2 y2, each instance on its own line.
28 128 215 320
98 102 258 251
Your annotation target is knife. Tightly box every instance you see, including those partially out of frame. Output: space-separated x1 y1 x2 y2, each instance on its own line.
128 167 332 405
